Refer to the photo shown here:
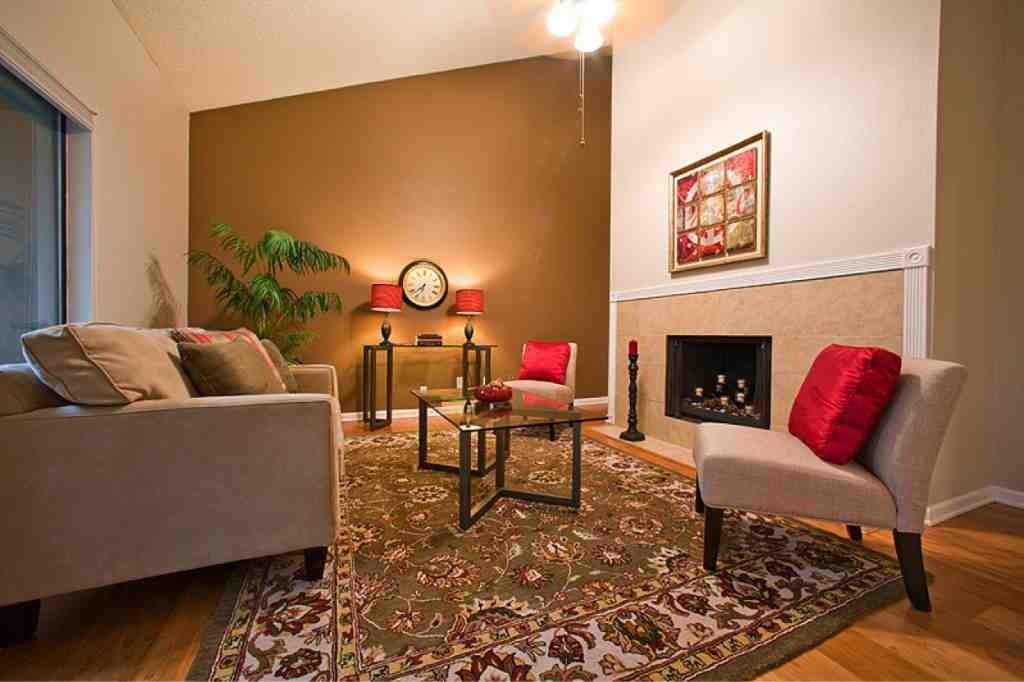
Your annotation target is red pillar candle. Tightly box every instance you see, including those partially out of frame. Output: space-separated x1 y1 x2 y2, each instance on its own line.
628 339 638 355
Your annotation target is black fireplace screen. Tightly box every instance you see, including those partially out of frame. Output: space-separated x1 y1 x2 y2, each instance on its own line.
665 335 772 429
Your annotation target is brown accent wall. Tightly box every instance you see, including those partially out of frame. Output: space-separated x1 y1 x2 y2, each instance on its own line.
189 55 611 412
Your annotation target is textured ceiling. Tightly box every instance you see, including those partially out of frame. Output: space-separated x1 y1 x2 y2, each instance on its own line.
111 0 680 112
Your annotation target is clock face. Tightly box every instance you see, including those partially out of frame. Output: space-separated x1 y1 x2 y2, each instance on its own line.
399 260 448 310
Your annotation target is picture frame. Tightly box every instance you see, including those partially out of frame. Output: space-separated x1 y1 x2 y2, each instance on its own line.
669 131 769 273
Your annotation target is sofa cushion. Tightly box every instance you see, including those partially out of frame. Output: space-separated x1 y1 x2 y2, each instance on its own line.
516 341 571 385
504 379 574 406
21 324 193 405
179 338 287 396
694 423 898 529
170 327 287 392
789 344 902 464
0 364 68 416
261 339 299 393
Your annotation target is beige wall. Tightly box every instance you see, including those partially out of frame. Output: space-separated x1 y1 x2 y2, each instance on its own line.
0 0 188 327
992 1 1024 491
932 0 1021 502
189 56 611 413
610 0 940 295
614 272 903 448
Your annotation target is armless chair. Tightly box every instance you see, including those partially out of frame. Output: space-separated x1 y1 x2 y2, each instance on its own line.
693 358 966 611
505 343 578 441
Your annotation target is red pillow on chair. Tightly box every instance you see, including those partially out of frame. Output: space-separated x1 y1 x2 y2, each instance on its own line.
788 344 902 465
517 341 571 384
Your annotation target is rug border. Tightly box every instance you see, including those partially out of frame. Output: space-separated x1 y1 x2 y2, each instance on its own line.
186 432 910 681
187 561 249 682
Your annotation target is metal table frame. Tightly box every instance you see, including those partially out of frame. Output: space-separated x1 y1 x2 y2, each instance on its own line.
415 397 587 530
362 343 495 430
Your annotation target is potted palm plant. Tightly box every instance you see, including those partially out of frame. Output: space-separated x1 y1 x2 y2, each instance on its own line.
188 224 350 361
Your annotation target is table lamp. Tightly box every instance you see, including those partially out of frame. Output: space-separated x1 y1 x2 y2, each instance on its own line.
455 289 484 345
370 283 402 345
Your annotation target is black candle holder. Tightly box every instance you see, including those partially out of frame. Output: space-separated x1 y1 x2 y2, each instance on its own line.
620 351 646 442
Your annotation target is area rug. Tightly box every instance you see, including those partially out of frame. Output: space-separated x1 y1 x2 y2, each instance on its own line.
188 430 905 681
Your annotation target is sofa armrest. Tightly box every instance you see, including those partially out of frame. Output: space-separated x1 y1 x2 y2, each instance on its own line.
0 394 339 606
291 364 338 400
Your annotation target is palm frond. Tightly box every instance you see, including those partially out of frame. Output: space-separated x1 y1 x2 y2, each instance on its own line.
276 330 318 362
211 223 258 273
257 229 350 275
289 290 343 324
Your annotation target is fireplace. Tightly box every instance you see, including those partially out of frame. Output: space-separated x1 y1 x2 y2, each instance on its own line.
665 335 772 429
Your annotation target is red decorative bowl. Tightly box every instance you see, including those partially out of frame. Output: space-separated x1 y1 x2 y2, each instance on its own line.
475 385 513 403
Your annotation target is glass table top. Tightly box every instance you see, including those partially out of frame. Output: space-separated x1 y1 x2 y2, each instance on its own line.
411 386 607 431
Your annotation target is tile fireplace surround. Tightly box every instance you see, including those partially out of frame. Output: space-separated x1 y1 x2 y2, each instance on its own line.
613 270 903 448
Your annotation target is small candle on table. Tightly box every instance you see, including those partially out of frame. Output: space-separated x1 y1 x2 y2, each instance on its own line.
628 339 638 355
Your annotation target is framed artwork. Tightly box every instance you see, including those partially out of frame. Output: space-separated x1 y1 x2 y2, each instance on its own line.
669 131 769 273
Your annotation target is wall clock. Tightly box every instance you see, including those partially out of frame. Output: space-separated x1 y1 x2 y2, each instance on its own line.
399 259 449 310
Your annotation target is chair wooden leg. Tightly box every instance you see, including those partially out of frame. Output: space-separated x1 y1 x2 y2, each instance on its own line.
304 547 327 581
703 507 724 571
0 599 40 647
846 524 863 541
893 530 931 612
548 424 556 441
695 477 705 514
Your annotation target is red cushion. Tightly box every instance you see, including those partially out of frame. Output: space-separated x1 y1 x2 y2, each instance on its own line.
788 344 902 465
517 341 571 385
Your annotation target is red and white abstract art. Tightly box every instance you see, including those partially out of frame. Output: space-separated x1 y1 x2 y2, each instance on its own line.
670 132 769 273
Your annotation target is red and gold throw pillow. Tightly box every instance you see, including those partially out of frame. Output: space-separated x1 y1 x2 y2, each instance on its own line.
516 341 571 385
788 344 902 465
169 328 287 393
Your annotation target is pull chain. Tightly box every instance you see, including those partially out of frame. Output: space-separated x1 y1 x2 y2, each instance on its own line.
578 51 586 146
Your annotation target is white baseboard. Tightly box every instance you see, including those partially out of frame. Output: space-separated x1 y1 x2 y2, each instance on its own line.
925 485 1024 526
341 396 609 423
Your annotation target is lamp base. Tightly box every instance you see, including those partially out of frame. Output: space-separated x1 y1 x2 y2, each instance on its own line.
463 319 475 345
379 316 392 346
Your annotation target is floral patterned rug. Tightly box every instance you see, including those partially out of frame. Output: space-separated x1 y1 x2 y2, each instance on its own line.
189 429 904 681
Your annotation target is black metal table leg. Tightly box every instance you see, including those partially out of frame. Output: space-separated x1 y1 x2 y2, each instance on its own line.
477 430 487 472
484 347 492 386
418 399 428 468
361 347 370 423
369 347 378 429
461 345 470 391
495 430 507 489
385 345 394 425
458 430 472 529
571 421 582 507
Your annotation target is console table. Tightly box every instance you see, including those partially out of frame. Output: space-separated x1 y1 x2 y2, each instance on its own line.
361 343 496 429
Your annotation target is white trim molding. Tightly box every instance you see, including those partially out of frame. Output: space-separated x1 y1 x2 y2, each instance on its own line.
610 246 932 304
0 25 96 129
926 485 1024 527
607 245 936 417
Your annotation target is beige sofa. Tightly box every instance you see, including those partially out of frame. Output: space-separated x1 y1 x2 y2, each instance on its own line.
0 346 343 645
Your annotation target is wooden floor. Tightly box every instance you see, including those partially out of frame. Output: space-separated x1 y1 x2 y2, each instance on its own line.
2 414 1023 681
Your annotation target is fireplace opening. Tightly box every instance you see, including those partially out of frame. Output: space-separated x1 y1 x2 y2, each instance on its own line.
665 335 772 429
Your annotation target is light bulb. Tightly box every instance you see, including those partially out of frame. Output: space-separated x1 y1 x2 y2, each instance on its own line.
574 21 604 52
546 0 578 37
581 0 617 26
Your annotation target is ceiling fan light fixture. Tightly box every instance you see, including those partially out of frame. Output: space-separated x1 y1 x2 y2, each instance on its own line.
546 0 579 38
581 0 617 26
574 20 604 53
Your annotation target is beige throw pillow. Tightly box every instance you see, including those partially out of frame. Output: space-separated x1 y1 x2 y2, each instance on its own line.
21 324 193 405
179 339 287 396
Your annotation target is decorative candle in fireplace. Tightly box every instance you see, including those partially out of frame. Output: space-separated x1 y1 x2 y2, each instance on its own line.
694 387 704 398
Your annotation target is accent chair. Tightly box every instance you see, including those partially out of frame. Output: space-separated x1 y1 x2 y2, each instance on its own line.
505 342 578 440
693 358 967 611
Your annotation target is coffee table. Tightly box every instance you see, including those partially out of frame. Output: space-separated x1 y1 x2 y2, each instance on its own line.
412 387 608 529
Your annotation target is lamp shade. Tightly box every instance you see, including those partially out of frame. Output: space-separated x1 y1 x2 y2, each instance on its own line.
370 283 402 312
455 289 484 315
